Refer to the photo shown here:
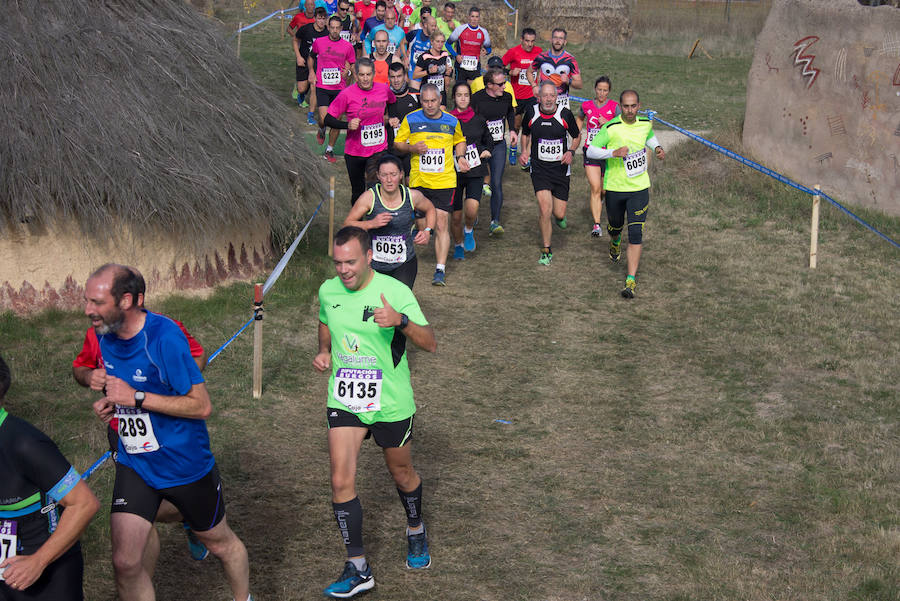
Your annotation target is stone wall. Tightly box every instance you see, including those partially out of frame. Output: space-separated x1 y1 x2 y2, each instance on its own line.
743 0 900 215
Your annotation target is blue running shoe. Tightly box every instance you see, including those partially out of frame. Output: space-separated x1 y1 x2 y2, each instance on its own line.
307 111 317 126
431 269 446 286
406 529 432 569
323 562 375 598
183 523 209 561
453 245 465 260
463 230 476 252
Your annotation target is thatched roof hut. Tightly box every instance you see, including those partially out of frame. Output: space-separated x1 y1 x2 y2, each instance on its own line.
521 0 632 44
0 0 325 314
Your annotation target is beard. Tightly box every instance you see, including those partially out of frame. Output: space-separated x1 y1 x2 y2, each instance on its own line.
91 309 124 335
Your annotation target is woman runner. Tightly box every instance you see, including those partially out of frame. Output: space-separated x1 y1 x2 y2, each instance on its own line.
343 154 436 288
412 31 453 108
449 81 493 258
576 75 620 237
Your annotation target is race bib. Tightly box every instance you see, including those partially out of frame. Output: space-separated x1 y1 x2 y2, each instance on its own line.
116 406 160 454
393 125 400 138
427 74 444 92
487 119 504 142
340 30 352 42
387 42 397 54
412 50 423 67
321 67 341 86
518 69 530 85
0 520 16 581
372 234 407 264
361 123 386 147
419 148 445 172
624 148 648 178
334 368 382 413
463 143 481 168
404 16 411 27
460 55 478 70
537 138 563 162
586 127 600 147
556 93 570 109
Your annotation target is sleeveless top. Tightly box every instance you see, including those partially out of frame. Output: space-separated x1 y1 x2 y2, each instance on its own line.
367 184 417 271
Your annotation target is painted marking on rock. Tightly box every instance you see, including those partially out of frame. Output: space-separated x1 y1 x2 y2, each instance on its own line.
880 33 900 57
834 48 847 82
893 63 900 86
827 115 847 136
792 36 821 89
765 53 779 74
815 152 833 164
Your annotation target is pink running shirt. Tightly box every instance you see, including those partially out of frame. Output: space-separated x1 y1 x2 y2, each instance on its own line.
311 37 356 90
328 82 397 156
581 99 618 148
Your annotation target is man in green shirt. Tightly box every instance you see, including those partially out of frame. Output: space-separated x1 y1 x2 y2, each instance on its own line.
313 226 437 599
587 89 665 298
434 1 459 38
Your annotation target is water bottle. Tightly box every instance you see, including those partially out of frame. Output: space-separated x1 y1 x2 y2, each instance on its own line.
508 145 517 166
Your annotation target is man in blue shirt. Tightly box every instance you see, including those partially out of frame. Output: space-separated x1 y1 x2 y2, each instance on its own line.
86 264 253 601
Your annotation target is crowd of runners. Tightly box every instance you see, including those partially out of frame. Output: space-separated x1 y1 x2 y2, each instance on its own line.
291 0 665 298
0 8 669 601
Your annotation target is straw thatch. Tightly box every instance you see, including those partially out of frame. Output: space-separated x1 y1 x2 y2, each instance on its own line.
0 0 325 246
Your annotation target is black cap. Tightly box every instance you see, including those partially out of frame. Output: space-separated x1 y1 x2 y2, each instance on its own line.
486 55 504 69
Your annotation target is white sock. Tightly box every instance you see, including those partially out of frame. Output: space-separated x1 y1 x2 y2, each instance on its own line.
326 145 333 152
464 226 473 233
436 263 445 272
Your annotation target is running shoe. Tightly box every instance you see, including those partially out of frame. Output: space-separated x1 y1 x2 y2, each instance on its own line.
489 221 504 236
538 251 552 265
432 269 446 286
291 87 299 101
482 184 492 197
621 278 636 299
520 159 530 171
591 223 602 237
183 523 209 561
300 98 309 108
463 230 476 251
555 216 567 229
406 529 432 569
453 245 465 260
323 562 375 599
609 237 621 262
324 149 337 163
317 128 326 145
307 111 317 126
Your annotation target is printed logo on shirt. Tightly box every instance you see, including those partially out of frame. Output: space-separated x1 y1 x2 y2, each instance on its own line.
132 369 148 383
362 305 377 321
104 360 115 370
342 334 360 354
440 124 451 133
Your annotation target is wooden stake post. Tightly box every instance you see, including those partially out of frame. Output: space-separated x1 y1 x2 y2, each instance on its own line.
809 185 821 269
237 22 243 58
328 176 336 257
252 283 264 398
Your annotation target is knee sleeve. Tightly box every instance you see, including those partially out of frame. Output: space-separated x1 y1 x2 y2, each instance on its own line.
627 221 644 245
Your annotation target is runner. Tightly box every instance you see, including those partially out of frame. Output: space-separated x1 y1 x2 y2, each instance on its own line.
72 269 210 564
325 57 395 206
449 81 493 258
434 2 459 39
364 8 407 58
294 6 330 125
398 0 415 32
404 14 436 91
0 353 100 601
359 0 386 45
342 154 436 287
289 0 317 35
502 27 542 167
527 27 582 111
313 226 436 598
85 264 253 601
386 62 420 181
354 0 377 56
586 89 665 298
335 0 359 48
577 75 620 237
447 6 491 83
393 83 469 286
407 0 432 30
369 30 395 84
518 81 581 265
310 15 358 162
412 31 453 107
471 66 517 237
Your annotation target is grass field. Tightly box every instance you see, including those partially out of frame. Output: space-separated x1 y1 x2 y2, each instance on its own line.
2 2 899 600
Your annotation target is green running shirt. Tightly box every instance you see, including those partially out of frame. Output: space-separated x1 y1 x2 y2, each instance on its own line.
318 271 428 424
590 115 656 192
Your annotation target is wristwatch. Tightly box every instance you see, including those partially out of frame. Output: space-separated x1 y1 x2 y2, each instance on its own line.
134 390 146 410
399 313 410 330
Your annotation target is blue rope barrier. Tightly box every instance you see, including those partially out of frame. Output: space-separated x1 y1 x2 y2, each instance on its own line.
81 450 112 481
643 111 899 250
234 7 300 35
